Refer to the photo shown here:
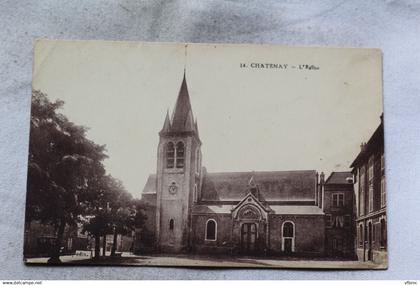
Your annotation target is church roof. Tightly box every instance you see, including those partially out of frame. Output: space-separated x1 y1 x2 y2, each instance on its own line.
325 171 353 185
200 170 317 202
193 204 234 214
268 205 324 215
192 204 323 215
142 174 157 194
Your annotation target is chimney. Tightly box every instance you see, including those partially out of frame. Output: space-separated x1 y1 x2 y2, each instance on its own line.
318 172 325 209
320 172 325 185
360 142 367 151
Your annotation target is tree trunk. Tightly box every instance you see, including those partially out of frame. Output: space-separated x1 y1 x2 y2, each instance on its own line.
48 218 65 263
102 234 107 256
94 234 100 259
111 228 118 256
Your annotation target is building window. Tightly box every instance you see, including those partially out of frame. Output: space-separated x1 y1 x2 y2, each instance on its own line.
166 142 175 168
381 153 385 173
169 219 174 231
359 224 364 247
360 168 366 216
364 223 368 245
333 216 344 228
205 219 217 241
372 223 376 244
326 214 332 227
368 184 374 213
368 155 374 181
176 142 185 168
344 215 351 227
332 193 344 207
381 177 386 207
380 219 387 248
281 221 295 252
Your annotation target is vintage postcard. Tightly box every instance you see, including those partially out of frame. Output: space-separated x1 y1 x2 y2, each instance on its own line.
24 40 386 269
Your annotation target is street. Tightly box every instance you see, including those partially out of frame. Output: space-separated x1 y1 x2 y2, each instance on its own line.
25 251 385 269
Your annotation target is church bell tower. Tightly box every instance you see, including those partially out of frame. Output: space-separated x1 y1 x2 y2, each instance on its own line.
155 72 202 253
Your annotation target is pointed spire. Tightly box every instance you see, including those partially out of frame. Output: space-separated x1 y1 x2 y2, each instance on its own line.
185 110 194 131
161 109 171 133
248 175 256 187
171 71 193 132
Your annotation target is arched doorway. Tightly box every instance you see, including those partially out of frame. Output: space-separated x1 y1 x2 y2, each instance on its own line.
241 223 257 254
238 205 261 255
232 196 270 256
282 221 295 254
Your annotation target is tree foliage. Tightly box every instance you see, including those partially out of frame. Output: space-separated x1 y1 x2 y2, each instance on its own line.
25 90 146 262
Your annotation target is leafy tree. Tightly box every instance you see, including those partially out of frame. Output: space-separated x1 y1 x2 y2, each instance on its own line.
26 90 107 263
81 212 111 259
81 175 133 258
26 90 147 262
109 197 148 256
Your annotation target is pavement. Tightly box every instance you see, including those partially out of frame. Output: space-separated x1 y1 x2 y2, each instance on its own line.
25 251 385 269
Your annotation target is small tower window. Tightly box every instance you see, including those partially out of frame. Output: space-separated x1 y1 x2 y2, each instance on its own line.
176 142 185 168
166 142 175 168
169 219 174 231
193 184 198 203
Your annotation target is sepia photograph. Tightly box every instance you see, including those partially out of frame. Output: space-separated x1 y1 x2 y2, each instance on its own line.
24 40 386 269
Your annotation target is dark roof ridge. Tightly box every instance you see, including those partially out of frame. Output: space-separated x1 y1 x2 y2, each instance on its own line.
325 171 353 185
205 169 317 175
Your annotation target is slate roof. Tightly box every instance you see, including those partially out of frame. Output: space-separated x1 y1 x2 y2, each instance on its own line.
142 174 157 194
325 171 353 185
269 205 324 215
201 170 317 202
192 204 234 214
192 204 324 215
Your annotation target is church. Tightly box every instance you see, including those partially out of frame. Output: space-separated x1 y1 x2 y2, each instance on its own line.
139 73 355 257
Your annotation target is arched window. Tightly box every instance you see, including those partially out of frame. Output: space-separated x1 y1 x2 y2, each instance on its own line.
176 142 185 168
169 219 174 231
283 222 294 237
205 219 217 241
359 224 364 247
166 142 175 168
281 221 295 253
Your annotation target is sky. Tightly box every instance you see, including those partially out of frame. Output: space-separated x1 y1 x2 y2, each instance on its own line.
33 40 383 198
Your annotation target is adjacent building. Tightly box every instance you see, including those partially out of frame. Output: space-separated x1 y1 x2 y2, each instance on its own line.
322 172 355 258
351 118 387 264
